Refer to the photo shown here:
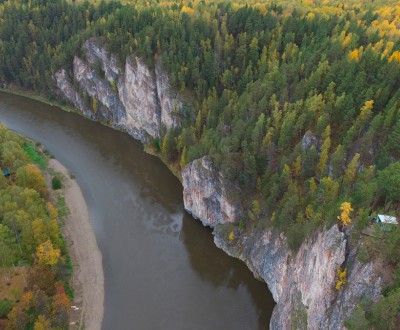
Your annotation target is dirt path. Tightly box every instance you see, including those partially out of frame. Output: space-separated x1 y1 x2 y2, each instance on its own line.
48 159 104 330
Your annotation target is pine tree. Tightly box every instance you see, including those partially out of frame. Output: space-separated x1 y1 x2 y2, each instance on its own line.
343 153 360 186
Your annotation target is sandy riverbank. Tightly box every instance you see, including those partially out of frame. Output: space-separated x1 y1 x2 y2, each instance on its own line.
48 159 104 330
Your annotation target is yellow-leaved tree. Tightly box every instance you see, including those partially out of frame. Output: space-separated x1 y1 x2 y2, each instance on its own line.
36 240 60 266
337 202 353 226
349 49 360 62
33 315 51 330
15 164 47 195
360 100 374 118
335 268 347 290
389 50 400 63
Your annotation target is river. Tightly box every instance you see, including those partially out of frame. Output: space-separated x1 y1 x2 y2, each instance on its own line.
0 92 275 329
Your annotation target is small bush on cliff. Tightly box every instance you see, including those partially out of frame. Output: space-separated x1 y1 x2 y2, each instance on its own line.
335 268 347 290
152 138 161 152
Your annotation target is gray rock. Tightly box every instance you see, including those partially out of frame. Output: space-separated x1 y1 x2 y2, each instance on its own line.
182 157 240 227
155 58 181 129
301 131 318 151
73 56 126 128
117 55 160 141
54 38 180 143
54 69 91 118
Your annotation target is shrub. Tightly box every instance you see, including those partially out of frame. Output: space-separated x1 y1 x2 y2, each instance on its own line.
52 176 62 190
336 268 347 290
152 137 161 152
0 300 13 318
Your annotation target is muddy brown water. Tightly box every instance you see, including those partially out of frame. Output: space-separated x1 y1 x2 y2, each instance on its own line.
0 92 275 329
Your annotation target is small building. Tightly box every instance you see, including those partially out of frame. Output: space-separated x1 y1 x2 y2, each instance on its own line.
375 214 398 231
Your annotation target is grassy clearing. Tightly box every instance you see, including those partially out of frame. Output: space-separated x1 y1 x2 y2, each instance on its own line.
24 143 48 169
56 196 70 219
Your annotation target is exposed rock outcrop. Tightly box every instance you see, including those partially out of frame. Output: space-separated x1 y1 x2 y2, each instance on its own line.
155 58 181 129
182 156 382 329
182 157 240 227
84 39 119 83
55 38 180 143
301 131 318 151
54 69 91 118
73 56 126 128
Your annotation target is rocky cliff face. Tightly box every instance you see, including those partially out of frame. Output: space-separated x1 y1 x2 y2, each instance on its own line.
182 156 382 329
182 157 240 227
55 38 181 143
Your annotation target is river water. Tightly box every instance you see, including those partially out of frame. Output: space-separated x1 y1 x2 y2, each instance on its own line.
0 92 274 329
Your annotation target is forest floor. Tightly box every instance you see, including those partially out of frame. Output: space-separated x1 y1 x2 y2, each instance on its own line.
0 266 27 301
47 159 104 330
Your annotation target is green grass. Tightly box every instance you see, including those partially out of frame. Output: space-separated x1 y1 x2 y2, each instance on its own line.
56 196 70 218
64 280 75 301
24 143 47 169
64 255 75 300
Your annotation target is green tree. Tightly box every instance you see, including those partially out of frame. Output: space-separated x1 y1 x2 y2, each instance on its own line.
343 153 360 187
377 162 400 205
344 305 369 330
370 289 400 330
0 224 17 284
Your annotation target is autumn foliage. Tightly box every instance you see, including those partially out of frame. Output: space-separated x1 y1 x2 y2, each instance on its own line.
335 268 347 290
36 241 61 266
0 127 71 328
337 202 354 227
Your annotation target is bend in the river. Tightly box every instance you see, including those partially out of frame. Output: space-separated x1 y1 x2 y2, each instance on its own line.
0 91 275 329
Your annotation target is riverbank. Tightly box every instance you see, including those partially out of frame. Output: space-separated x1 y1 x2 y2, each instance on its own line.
47 159 104 330
0 86 77 113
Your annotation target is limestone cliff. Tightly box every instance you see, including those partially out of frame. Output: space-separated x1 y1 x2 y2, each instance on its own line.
55 38 180 143
182 156 382 329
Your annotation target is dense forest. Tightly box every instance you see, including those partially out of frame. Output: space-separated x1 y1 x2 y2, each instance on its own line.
1 0 400 327
0 126 72 329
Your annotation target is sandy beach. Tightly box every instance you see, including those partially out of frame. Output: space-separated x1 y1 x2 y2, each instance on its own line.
48 159 104 330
